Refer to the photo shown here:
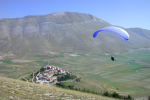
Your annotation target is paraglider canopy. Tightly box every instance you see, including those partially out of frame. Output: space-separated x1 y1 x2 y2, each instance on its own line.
93 26 130 41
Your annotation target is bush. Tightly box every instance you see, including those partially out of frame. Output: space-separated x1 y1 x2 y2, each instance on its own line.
112 92 119 98
57 74 76 81
56 83 74 89
76 78 80 82
128 95 132 99
68 85 74 89
56 82 68 88
103 91 109 96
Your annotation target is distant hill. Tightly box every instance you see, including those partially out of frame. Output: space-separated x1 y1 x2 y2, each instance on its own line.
126 28 150 40
0 12 150 55
0 76 118 100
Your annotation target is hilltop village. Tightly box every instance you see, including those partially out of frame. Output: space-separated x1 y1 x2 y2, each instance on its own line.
35 65 71 86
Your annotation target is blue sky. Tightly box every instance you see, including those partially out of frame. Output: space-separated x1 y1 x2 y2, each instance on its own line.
1 0 150 30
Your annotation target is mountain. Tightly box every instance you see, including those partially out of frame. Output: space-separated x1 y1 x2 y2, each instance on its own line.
0 12 150 55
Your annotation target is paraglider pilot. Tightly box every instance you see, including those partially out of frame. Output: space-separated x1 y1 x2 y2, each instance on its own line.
111 55 116 61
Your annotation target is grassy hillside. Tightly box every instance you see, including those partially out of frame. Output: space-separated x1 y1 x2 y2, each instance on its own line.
0 76 119 100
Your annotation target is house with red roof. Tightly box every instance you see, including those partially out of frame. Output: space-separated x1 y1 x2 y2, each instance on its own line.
38 74 43 77
48 69 53 71
53 66 56 69
66 71 70 74
62 69 65 72
48 71 54 75
39 77 43 80
46 65 52 69
36 80 40 84
56 67 59 70
54 71 57 74
39 77 47 81
58 68 63 73
43 73 48 77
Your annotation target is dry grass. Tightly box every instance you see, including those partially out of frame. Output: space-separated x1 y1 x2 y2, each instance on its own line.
0 76 119 100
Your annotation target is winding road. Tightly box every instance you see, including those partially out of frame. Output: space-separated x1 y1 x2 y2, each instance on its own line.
32 72 35 83
23 77 29 82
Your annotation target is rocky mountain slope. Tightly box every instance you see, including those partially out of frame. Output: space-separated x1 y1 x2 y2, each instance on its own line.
0 12 150 55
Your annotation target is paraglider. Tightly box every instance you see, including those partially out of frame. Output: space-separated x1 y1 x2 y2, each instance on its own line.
111 55 116 61
93 26 130 62
93 26 130 40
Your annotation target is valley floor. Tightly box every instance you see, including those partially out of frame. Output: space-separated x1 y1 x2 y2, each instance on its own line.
1 48 150 99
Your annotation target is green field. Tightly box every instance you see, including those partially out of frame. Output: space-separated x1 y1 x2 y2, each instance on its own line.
1 48 150 99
